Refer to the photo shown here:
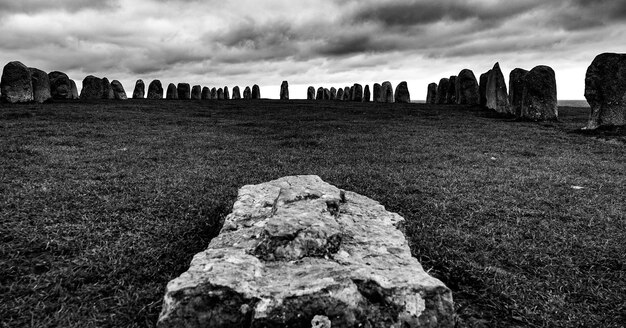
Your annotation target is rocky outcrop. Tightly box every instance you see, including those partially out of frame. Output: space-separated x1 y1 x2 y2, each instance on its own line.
308 86 315 100
252 84 261 99
111 80 127 100
29 67 52 103
148 80 163 99
69 79 79 99
0 61 33 103
102 78 115 99
485 63 510 114
373 83 381 102
232 86 241 100
456 69 479 105
178 83 191 100
79 75 104 100
426 83 437 104
509 68 528 116
201 87 210 100
363 85 370 102
157 175 454 328
584 53 626 129
166 83 178 99
520 65 558 121
133 79 145 99
280 81 289 100
381 81 393 103
394 81 410 103
435 78 449 104
479 72 489 107
445 76 457 104
224 86 230 100
352 83 363 102
243 86 252 99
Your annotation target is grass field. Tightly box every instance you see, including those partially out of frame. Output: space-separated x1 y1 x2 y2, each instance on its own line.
1 99 624 327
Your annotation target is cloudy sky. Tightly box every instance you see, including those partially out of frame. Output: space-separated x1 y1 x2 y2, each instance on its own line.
1 0 625 100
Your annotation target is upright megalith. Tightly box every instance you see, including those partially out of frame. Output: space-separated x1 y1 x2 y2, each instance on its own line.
217 88 224 100
201 87 210 100
69 79 79 99
111 80 127 100
166 83 178 99
394 81 410 103
435 78 449 104
252 84 261 99
211 87 217 100
426 83 437 104
344 86 350 101
224 86 230 100
509 68 529 116
102 78 115 99
520 65 558 121
381 81 394 103
29 68 52 103
79 75 104 99
280 81 289 100
49 71 72 100
330 87 337 100
232 86 241 100
446 76 457 104
156 175 455 328
315 87 323 100
479 72 489 107
373 83 381 102
363 85 370 102
147 80 163 99
243 86 252 99
336 87 344 101
0 61 33 103
307 86 315 100
324 88 331 100
191 85 202 100
584 53 626 129
485 63 510 114
352 83 363 102
133 79 145 99
456 69 480 105
178 83 191 100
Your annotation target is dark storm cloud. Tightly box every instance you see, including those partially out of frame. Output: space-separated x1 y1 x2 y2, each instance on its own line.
0 0 118 15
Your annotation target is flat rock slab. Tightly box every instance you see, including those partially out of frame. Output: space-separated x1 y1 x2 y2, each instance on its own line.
158 175 454 328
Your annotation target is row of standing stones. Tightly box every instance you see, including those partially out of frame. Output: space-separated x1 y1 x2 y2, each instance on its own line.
1 53 625 128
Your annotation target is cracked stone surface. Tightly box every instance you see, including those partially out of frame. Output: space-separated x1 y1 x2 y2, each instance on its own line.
157 175 454 328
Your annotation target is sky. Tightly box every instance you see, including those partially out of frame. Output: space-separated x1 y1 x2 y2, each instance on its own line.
1 0 625 100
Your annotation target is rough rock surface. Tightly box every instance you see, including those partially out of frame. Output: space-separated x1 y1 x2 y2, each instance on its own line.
224 86 230 100
178 83 191 100
394 81 410 103
69 79 79 99
243 86 252 99
509 68 528 116
202 87 211 100
316 87 324 100
0 61 33 103
373 83 381 102
308 86 315 100
324 88 331 100
363 85 370 102
29 67 52 103
352 83 363 102
381 81 394 103
102 78 115 99
211 87 218 100
445 76 457 104
232 86 241 100
426 83 437 104
479 72 489 107
520 65 558 121
148 80 163 99
435 78 449 104
133 79 145 99
191 85 202 100
79 75 104 100
166 83 178 99
485 63 510 114
217 88 224 100
111 80 127 100
157 175 454 328
344 87 351 101
584 53 626 128
330 87 337 100
280 81 289 100
336 88 344 101
252 85 261 99
456 69 479 105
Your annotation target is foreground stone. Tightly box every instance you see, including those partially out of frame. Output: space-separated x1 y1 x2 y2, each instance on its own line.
485 63 510 114
521 65 558 121
148 80 163 99
252 84 261 99
111 80 127 100
394 81 410 103
585 52 626 129
29 67 52 103
133 79 145 99
0 61 33 103
201 87 210 100
166 83 178 99
157 175 454 328
426 83 437 104
79 75 104 99
435 78 449 104
280 81 289 100
456 69 479 105
381 81 394 103
178 83 191 100
352 83 363 102
509 68 528 116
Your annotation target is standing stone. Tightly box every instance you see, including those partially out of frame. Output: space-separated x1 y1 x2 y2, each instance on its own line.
330 87 337 100
445 76 457 104
280 81 289 100
342 87 349 101
485 63 510 114
307 86 315 100
324 88 331 100
178 83 191 100
0 61 33 103
156 175 455 328
316 87 323 100
232 86 241 100
352 83 363 102
201 87 210 100
29 68 52 103
191 85 202 100
133 79 145 99
224 86 230 100
456 69 480 105
252 85 261 99
394 81 410 103
69 79 79 99
49 71 72 100
426 83 437 104
148 80 164 99
373 83 382 102
336 88 344 101
79 75 103 99
102 78 115 99
211 87 217 100
243 86 251 99
166 83 178 99
479 72 489 107
111 80 127 100
381 81 394 103
363 85 370 102
520 65 558 121
584 53 626 129
217 88 224 100
435 78 449 104
509 68 529 116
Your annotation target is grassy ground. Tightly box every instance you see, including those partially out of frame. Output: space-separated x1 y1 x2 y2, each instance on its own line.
1 99 624 327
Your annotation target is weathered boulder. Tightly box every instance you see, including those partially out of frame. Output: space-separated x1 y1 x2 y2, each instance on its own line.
191 85 202 100
509 68 528 116
243 86 252 99
373 83 381 102
426 83 437 104
0 61 33 103
330 87 337 100
336 88 344 101
178 83 191 100
445 76 457 104
479 72 489 107
29 67 52 103
485 63 510 114
133 79 145 99
381 81 394 103
211 87 217 100
520 65 558 121
363 85 370 102
316 87 324 100
69 79 79 99
201 87 211 100
111 80 127 100
232 86 241 100
224 86 230 100
79 75 104 99
324 88 331 100
157 175 454 328
102 78 115 99
49 71 73 100
352 83 363 102
435 78 449 104
456 69 480 105
147 80 163 99
307 86 315 100
584 53 626 128
394 81 410 103
252 84 261 99
280 81 289 100
166 83 178 99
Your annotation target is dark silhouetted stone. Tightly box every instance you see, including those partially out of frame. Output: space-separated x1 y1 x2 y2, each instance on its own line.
148 80 163 99
381 81 393 103
324 88 330 100
1 61 33 103
509 68 529 116
79 75 104 99
243 86 251 99
316 87 323 100
394 81 410 103
217 88 224 100
520 65 558 121
133 79 145 99
479 72 489 107
344 87 350 101
456 69 480 105
330 87 337 100
224 86 230 100
111 80 127 100
166 83 178 99
201 87 210 100
352 84 363 102
49 71 73 100
336 88 344 101
211 87 217 99
373 83 381 102
191 85 202 100
486 63 510 114
445 76 457 104
232 86 241 100
69 79 79 99
178 83 190 100
102 78 115 99
252 85 260 99
435 78 449 104
307 86 315 100
29 67 51 103
280 81 289 100
426 83 437 104
363 85 370 102
584 53 626 129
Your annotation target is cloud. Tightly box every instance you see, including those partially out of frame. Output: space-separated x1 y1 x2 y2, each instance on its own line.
0 0 118 16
